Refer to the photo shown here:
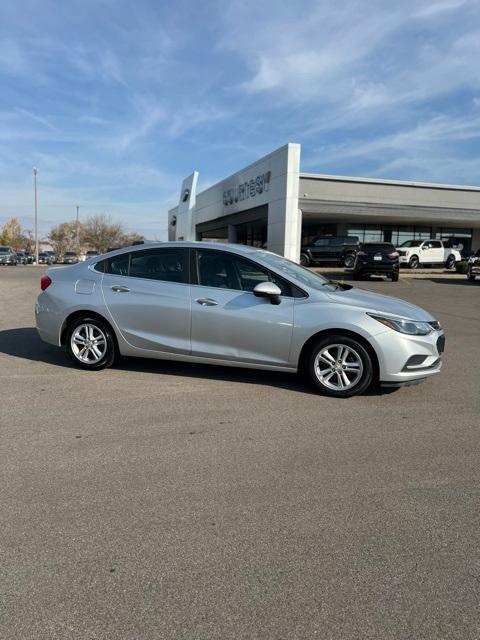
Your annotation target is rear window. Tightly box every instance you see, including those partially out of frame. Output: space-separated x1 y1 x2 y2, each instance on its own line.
94 249 187 282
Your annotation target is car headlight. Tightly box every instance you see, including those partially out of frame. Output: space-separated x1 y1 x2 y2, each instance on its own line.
368 313 433 335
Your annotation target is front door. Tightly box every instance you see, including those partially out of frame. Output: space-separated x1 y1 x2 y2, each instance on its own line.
101 247 191 354
190 249 295 366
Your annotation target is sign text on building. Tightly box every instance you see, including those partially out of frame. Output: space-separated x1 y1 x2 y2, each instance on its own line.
223 171 271 207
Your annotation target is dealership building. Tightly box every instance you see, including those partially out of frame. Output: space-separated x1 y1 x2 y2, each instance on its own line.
168 143 480 261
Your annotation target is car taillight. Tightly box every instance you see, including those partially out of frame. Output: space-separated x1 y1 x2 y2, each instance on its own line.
40 275 52 290
357 251 367 257
388 251 399 258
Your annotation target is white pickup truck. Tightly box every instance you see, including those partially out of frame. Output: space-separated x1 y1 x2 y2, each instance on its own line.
396 239 461 269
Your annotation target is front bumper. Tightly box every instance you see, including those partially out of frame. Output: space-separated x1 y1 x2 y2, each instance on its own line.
469 262 480 275
371 328 445 384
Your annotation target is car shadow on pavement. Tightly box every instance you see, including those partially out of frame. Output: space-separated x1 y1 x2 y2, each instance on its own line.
0 327 397 397
423 278 478 286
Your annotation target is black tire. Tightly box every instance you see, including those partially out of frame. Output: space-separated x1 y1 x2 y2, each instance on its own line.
300 253 311 267
343 253 355 269
305 334 374 398
467 268 476 281
390 272 399 281
408 255 419 269
66 316 116 370
445 255 456 270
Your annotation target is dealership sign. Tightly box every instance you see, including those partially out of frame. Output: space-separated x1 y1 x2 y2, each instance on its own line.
223 171 271 206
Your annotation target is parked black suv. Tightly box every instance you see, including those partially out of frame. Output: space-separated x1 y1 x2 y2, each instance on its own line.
349 242 400 281
300 236 359 267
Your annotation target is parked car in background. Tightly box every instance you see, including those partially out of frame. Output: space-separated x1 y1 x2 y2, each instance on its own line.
349 243 399 281
44 251 57 263
0 246 18 265
300 236 359 267
15 251 28 265
396 240 461 269
85 250 100 260
63 251 79 264
38 252 54 265
24 251 35 264
467 249 480 281
36 241 445 398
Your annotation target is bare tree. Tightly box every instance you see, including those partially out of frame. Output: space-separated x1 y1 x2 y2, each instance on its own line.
81 214 125 252
48 221 78 261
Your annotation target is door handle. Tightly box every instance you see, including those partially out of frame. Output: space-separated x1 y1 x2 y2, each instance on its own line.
111 285 130 293
195 298 218 306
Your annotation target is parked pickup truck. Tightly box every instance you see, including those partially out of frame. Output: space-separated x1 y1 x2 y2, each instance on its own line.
300 236 359 267
396 239 461 269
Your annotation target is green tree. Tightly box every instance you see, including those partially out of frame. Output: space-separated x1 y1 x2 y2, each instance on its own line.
48 221 79 261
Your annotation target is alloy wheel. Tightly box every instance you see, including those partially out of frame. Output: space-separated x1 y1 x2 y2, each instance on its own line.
70 323 107 364
314 343 364 391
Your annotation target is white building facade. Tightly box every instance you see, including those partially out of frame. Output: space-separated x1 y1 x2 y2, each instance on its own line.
169 143 480 259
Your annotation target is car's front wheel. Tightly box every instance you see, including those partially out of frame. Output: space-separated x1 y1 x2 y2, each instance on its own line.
343 253 355 269
300 253 311 267
408 255 419 269
66 317 116 370
306 334 374 398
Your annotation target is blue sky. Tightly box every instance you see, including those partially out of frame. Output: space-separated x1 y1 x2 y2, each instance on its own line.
1 0 480 238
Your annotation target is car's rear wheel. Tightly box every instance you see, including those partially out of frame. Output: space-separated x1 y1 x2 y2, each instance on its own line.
300 253 311 267
408 255 419 269
390 272 399 281
445 255 456 270
66 317 116 370
306 334 374 398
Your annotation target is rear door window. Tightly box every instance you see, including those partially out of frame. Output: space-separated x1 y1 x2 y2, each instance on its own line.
129 248 186 283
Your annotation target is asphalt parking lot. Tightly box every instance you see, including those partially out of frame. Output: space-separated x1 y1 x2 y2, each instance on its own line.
1 266 479 640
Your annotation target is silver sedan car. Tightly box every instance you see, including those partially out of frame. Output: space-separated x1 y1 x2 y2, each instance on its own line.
35 242 444 398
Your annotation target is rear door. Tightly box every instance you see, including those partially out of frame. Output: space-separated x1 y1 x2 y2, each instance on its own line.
100 248 191 354
190 249 295 366
426 240 444 263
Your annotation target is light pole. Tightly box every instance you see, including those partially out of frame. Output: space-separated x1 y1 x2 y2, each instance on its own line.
76 205 80 245
33 166 39 264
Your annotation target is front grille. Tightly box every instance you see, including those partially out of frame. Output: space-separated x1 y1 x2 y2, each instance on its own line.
436 335 445 355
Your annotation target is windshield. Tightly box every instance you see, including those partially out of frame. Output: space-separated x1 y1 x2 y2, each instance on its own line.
399 240 422 247
0 247 10 253
255 251 331 291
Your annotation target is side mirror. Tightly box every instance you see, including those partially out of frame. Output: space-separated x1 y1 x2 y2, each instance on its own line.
253 281 282 305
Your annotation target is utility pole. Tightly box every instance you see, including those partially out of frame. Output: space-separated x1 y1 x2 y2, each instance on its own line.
33 166 39 264
76 205 80 245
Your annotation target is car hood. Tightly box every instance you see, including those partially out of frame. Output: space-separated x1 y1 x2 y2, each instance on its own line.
326 287 435 321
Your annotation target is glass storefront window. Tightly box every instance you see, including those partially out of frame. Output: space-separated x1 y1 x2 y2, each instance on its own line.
436 228 472 255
